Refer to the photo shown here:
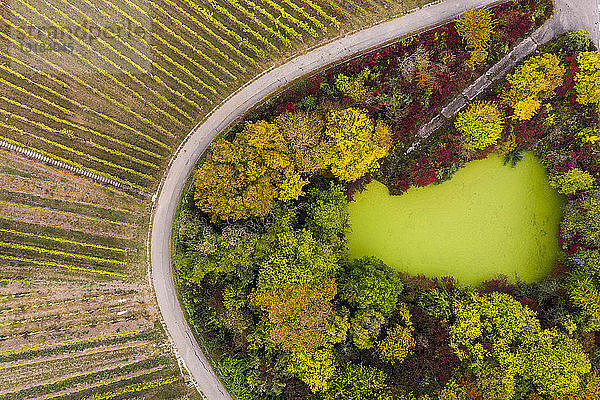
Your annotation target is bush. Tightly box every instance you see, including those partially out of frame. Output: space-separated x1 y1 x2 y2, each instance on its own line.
455 101 504 150
575 51 600 105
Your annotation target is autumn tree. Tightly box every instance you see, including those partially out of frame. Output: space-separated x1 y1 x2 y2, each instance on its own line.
569 275 600 330
455 101 504 150
350 309 386 349
323 108 392 182
450 292 591 397
501 53 565 120
575 51 600 105
456 7 497 67
450 292 540 398
519 329 591 395
378 303 415 364
194 120 307 221
274 110 328 174
335 68 376 102
561 189 600 248
249 229 340 352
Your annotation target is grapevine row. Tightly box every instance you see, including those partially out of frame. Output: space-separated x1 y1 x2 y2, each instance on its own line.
226 0 291 46
43 369 172 400
0 242 127 266
0 63 162 167
263 0 318 37
0 254 128 278
0 342 148 371
158 0 254 68
242 0 303 42
0 229 127 253
32 0 193 125
281 0 327 34
0 134 147 196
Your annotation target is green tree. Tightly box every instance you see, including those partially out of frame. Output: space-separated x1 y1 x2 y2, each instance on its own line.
519 329 591 395
455 101 504 150
575 51 600 105
501 53 565 120
561 189 600 248
549 168 596 194
456 7 497 67
175 219 258 286
306 182 349 245
339 257 403 314
287 348 337 393
324 362 391 400
323 108 392 182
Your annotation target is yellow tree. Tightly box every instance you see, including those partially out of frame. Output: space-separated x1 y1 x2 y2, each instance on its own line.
456 7 497 67
323 108 392 182
455 101 504 150
501 53 565 120
575 51 600 105
194 120 307 221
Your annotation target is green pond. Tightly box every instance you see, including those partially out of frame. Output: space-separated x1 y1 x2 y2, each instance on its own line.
348 152 565 285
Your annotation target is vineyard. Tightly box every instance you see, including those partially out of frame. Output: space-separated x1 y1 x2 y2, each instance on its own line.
0 0 424 196
0 0 430 397
0 279 199 400
0 151 198 399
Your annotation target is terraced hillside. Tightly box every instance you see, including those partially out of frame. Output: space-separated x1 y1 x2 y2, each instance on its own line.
0 0 430 397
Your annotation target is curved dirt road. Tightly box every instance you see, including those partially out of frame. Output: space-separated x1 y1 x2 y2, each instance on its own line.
149 0 600 398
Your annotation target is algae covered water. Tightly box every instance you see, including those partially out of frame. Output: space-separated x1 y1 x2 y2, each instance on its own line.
348 152 565 285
